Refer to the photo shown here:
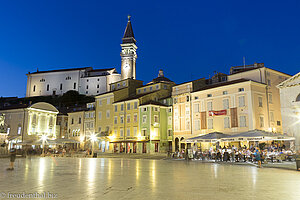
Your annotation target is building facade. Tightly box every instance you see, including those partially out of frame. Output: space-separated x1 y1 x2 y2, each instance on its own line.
277 72 300 137
0 102 59 148
26 67 120 97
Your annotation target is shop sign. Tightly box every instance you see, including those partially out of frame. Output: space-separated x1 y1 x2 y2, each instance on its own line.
209 110 227 116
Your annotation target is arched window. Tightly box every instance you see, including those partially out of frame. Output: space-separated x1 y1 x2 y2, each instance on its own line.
296 94 300 102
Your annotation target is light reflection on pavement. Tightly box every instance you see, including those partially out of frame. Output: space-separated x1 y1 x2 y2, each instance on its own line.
1 157 300 200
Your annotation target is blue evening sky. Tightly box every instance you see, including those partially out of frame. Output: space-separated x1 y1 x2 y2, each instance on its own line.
0 0 299 97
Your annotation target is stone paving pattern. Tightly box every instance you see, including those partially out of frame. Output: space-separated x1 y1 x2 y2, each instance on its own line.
1 157 300 200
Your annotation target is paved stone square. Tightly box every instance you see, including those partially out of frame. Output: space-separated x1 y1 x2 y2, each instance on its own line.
1 157 300 200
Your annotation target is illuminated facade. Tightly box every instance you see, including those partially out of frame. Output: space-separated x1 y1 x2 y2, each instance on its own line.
26 67 121 97
0 102 58 147
277 72 300 137
67 110 85 149
173 64 291 151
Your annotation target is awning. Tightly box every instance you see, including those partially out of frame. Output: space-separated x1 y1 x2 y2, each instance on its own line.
185 132 229 143
54 138 80 144
221 130 295 142
7 135 21 141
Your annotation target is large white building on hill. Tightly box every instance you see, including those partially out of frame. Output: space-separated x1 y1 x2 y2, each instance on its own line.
26 67 121 97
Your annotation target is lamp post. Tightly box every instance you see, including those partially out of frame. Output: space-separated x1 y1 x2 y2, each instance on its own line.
90 134 97 158
41 135 47 157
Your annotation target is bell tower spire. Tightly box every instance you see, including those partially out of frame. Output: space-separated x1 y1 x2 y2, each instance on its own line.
121 15 137 80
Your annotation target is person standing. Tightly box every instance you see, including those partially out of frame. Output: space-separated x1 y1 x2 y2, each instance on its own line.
7 145 17 170
255 148 262 168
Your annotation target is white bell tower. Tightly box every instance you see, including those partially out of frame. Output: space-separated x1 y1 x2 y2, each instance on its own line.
121 15 137 80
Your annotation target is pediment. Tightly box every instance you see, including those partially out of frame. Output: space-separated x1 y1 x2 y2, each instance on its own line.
277 72 300 88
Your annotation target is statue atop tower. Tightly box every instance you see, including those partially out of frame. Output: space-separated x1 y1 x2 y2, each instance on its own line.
120 15 137 80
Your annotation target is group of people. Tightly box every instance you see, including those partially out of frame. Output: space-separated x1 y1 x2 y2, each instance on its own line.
172 143 295 168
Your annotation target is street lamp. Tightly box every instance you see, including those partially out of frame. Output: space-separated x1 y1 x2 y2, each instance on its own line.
90 134 97 158
41 135 48 157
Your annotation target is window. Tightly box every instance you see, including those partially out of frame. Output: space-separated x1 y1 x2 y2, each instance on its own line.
277 121 281 126
17 127 21 135
127 128 130 136
270 112 274 122
99 127 102 133
168 108 172 112
78 117 81 124
223 91 228 95
168 129 172 136
260 116 264 128
168 116 172 125
99 100 102 106
267 79 271 86
224 117 230 128
97 84 99 88
90 112 94 118
134 102 138 109
194 119 200 131
142 115 147 124
107 98 110 105
194 103 200 113
86 85 89 89
121 104 124 111
134 114 138 123
138 89 141 94
142 107 147 112
194 96 199 100
114 129 117 135
154 115 159 123
127 103 130 110
123 81 126 86
156 85 159 89
117 83 120 88
114 105 118 112
98 112 102 120
120 116 124 124
47 84 50 91
174 98 178 104
238 88 245 92
60 84 62 90
114 116 118 124
144 88 147 92
207 94 212 97
240 116 246 127
33 85 36 92
185 105 190 115
258 97 263 107
223 99 229 109
112 85 115 90
73 83 76 89
142 129 147 136
85 113 89 118
186 96 190 102
207 102 213 111
154 107 159 112
106 110 110 118
127 115 131 123
238 96 245 107
269 94 273 103
208 119 213 129
134 127 137 136
164 85 167 89
71 118 74 124
150 86 153 91
90 122 93 128
186 118 190 129
120 129 124 137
